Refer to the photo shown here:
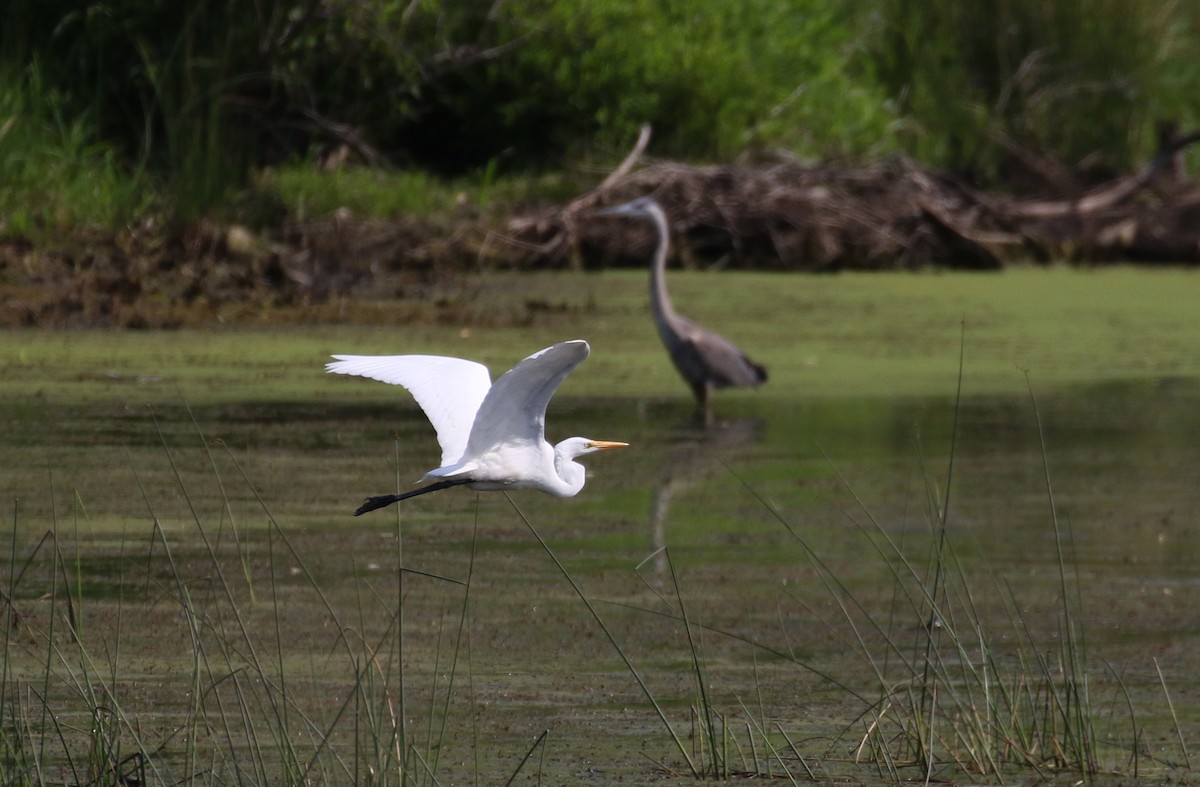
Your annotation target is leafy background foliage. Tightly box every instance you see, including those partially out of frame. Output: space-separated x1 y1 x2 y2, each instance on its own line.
1 0 1198 233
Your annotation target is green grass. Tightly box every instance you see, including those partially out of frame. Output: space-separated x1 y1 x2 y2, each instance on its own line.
259 167 462 223
0 65 157 240
3 268 1198 406
257 164 586 224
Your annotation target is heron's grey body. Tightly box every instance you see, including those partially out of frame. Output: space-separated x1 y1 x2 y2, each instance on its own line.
597 197 767 409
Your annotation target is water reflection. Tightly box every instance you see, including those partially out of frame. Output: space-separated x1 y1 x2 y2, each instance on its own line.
616 377 1200 588
647 416 763 585
4 375 1200 782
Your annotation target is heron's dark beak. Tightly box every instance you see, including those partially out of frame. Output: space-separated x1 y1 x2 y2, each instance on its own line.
587 440 629 450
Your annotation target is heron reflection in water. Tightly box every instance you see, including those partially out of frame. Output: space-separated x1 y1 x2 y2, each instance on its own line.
643 416 763 586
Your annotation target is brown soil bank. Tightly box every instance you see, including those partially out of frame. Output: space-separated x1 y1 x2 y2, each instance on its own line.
3 130 1199 329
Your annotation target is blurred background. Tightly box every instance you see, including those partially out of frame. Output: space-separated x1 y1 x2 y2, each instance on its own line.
3 0 1198 237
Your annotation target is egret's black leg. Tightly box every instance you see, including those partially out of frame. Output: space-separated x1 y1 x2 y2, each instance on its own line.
353 478 473 516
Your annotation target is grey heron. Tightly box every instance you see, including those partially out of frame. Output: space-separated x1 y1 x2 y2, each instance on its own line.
594 197 768 410
327 339 627 515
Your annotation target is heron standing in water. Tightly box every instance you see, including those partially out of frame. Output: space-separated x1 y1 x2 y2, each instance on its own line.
594 197 768 412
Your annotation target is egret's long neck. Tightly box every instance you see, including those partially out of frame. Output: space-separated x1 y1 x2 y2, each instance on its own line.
645 204 679 330
552 443 587 497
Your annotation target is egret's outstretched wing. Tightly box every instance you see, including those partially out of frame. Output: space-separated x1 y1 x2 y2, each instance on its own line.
326 354 492 465
465 340 590 455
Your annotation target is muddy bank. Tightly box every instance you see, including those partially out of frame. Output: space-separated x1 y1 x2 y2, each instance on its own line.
3 138 1199 328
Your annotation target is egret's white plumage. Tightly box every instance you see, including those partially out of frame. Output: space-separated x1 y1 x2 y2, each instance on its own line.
326 339 627 515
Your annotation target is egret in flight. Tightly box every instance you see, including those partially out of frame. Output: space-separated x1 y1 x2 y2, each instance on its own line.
594 197 767 411
326 339 627 515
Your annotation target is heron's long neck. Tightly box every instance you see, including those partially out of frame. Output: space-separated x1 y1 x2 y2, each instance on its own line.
646 205 679 330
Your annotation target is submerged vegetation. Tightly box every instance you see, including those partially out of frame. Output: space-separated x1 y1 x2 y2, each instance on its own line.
1 439 1169 783
2 279 1198 781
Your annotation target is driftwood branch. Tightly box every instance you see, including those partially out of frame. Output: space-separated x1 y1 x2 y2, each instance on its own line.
505 125 1200 270
297 107 390 169
575 123 653 206
503 124 654 265
1008 127 1200 220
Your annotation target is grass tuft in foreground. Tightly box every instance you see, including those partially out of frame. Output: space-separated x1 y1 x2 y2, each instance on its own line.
711 379 1164 781
1 356 1194 784
0 421 485 785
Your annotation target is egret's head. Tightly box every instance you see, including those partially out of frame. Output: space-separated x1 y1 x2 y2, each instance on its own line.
557 437 629 460
549 437 628 497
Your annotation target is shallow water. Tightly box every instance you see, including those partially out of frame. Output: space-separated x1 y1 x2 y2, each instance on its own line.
3 367 1199 782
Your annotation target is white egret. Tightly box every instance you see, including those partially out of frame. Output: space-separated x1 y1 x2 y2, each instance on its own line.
326 339 628 515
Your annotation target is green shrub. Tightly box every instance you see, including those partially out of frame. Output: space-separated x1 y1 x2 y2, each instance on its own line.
426 0 894 166
4 0 1200 228
0 0 457 220
0 64 156 239
862 0 1200 181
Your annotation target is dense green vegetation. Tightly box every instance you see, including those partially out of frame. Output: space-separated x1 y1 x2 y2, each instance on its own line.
2 0 1198 238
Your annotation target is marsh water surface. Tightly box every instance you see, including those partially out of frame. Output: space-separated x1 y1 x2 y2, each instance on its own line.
3 270 1199 783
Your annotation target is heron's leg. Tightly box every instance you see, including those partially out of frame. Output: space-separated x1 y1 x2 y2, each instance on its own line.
700 382 715 426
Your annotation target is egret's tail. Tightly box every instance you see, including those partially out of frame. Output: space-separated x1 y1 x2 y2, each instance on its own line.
353 478 474 516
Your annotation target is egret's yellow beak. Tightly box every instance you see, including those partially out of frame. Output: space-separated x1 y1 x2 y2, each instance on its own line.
588 440 629 450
